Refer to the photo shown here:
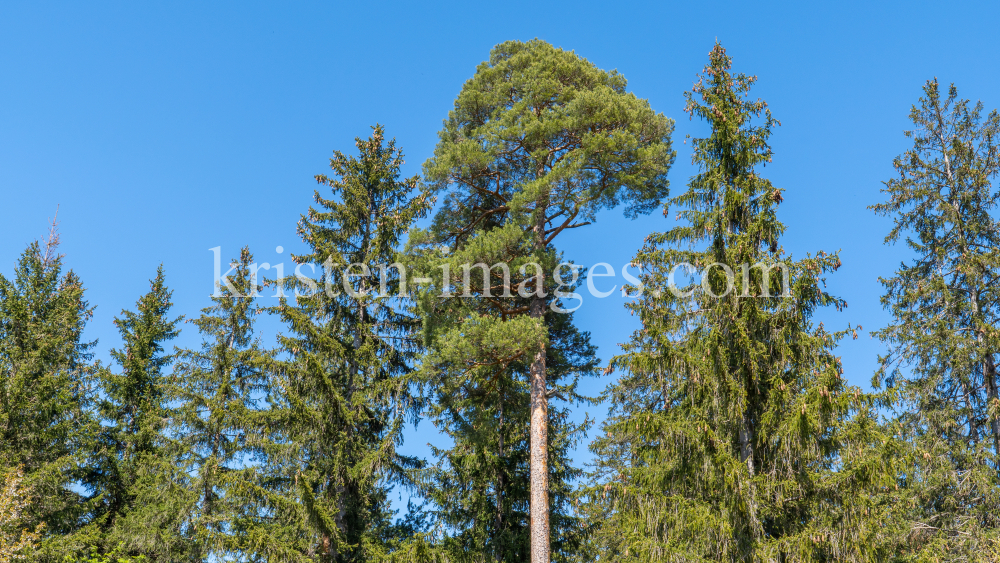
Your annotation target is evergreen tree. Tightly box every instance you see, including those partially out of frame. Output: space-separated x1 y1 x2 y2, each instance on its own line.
267 125 432 562
162 246 274 561
409 282 597 562
92 266 182 554
405 162 600 561
0 236 96 558
586 44 899 562
109 248 275 562
1 466 43 563
420 39 674 563
871 79 1000 559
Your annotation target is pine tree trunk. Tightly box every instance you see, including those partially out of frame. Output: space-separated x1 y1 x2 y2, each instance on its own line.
529 330 548 563
529 189 550 563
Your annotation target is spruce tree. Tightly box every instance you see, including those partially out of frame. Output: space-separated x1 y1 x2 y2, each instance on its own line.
92 266 182 554
111 249 274 562
162 246 274 561
420 39 674 563
871 79 1000 559
1 467 43 562
586 44 899 562
0 236 96 558
267 125 432 562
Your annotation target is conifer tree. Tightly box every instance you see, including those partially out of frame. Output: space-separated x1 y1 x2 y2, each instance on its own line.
586 44 899 562
1 466 43 563
159 246 274 561
871 79 1000 559
404 165 600 561
0 236 96 557
408 279 598 562
112 249 274 561
92 266 182 553
420 39 674 563
267 125 432 562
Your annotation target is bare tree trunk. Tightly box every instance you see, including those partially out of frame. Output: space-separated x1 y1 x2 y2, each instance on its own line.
738 416 754 470
529 329 548 563
529 191 549 563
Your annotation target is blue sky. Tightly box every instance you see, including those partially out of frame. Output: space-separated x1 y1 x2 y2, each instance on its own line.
3 0 1000 506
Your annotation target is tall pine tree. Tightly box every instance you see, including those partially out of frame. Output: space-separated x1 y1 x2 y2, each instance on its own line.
405 262 598 562
419 39 674 563
871 79 1000 559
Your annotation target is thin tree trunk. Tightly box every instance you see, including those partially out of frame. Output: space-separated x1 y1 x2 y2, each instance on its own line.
529 325 548 563
738 416 754 470
529 186 549 563
961 379 979 444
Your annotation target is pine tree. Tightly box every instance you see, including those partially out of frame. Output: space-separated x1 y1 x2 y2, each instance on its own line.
267 125 432 562
419 39 674 563
586 44 899 562
92 266 182 554
410 291 598 562
0 235 96 558
871 79 1000 559
404 158 601 561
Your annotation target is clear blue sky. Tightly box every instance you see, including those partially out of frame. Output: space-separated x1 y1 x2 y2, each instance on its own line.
3 0 999 504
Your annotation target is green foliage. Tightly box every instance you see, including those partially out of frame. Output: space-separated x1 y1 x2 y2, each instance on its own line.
266 125 433 562
423 38 675 230
90 266 182 556
166 247 275 561
62 544 146 563
5 38 1000 563
102 249 277 562
586 43 899 562
365 533 451 563
0 239 96 558
1 466 44 563
415 38 674 563
408 296 597 562
871 78 1000 560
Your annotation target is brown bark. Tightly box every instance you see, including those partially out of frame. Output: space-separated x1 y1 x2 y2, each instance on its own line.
738 417 754 470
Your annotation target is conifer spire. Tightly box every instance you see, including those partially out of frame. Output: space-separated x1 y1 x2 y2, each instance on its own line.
588 43 895 562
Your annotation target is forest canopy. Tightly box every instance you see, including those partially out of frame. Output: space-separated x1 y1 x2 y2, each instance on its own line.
2 40 999 563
